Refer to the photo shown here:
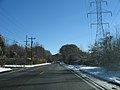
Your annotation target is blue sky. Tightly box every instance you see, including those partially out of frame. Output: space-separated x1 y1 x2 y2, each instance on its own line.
0 0 120 54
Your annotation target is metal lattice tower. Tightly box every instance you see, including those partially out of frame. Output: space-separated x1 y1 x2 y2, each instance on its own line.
87 0 112 47
96 0 104 40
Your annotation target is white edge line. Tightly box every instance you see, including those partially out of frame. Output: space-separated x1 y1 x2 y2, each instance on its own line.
70 70 100 90
40 71 44 75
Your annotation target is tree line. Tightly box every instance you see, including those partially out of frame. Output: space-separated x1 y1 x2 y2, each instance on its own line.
0 35 52 66
1 32 119 71
89 31 120 70
0 34 89 66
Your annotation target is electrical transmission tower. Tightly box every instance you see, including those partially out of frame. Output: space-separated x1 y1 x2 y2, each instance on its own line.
87 0 112 48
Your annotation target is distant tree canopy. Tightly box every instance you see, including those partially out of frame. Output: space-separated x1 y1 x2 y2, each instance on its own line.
59 44 85 64
7 44 25 58
33 43 52 60
0 35 6 56
51 53 62 61
0 35 6 66
45 50 52 61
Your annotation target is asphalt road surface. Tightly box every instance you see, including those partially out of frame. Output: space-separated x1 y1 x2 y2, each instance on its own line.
0 63 96 90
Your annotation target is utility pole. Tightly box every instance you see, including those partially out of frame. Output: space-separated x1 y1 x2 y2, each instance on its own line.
87 0 112 48
24 35 29 58
28 37 36 62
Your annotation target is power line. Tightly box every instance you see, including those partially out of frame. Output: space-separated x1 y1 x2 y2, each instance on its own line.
0 27 23 45
0 32 24 47
85 0 93 44
0 7 30 35
110 0 120 25
0 25 16 36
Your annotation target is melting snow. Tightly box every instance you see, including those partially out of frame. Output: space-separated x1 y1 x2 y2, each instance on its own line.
4 63 51 68
63 64 120 87
0 63 51 73
0 67 12 72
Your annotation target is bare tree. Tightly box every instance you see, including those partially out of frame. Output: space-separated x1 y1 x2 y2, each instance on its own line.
0 35 6 67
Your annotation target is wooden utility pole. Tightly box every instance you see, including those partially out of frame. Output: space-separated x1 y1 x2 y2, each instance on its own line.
28 37 36 62
24 35 29 58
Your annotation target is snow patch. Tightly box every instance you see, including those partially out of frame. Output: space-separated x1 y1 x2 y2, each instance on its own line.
0 63 51 73
5 63 51 68
0 67 12 72
80 66 99 70
63 63 120 87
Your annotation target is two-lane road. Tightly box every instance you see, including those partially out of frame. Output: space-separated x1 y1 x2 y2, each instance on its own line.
0 63 96 90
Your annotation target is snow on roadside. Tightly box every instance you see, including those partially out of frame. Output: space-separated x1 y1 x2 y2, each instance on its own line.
0 67 12 72
0 63 51 73
4 63 51 68
63 64 120 88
